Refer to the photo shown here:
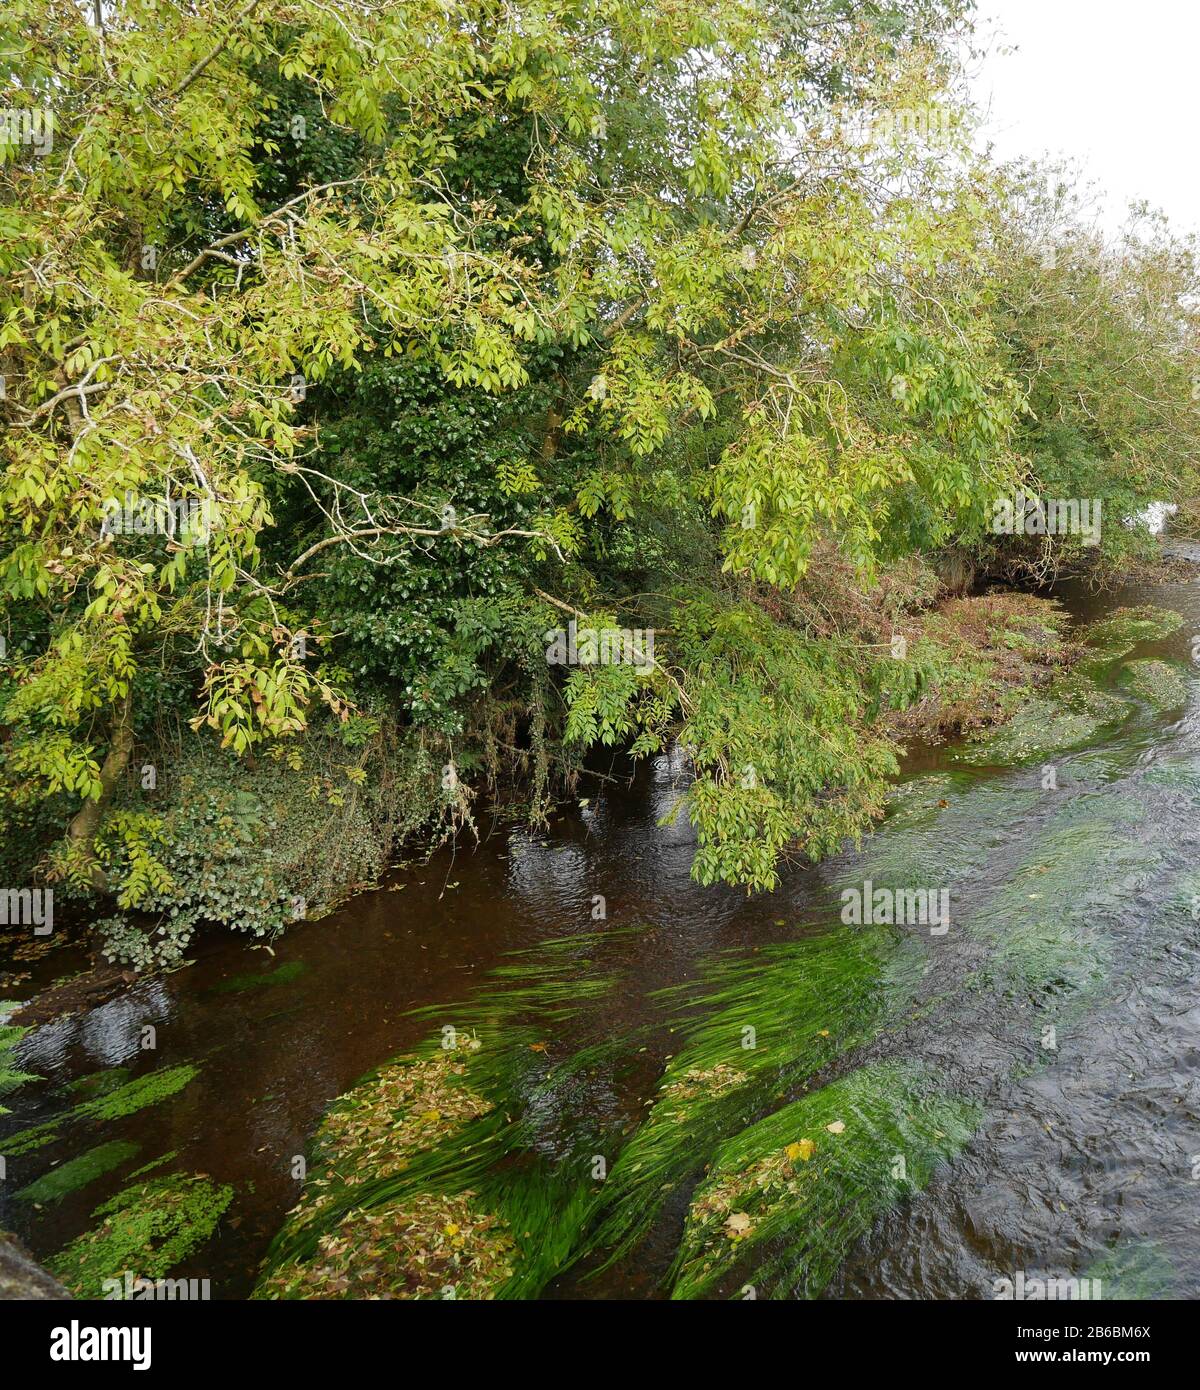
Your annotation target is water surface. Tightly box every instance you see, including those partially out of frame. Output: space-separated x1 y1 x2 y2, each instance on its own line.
4 558 1200 1298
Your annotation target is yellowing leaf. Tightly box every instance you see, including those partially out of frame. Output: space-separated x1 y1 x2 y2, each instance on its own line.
786 1139 815 1162
826 1120 846 1134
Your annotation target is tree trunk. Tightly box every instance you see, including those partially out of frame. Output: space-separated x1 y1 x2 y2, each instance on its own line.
65 691 134 891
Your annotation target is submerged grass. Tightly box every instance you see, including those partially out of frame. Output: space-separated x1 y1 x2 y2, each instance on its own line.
211 960 308 994
1116 659 1190 711
0 1002 37 1114
670 1061 980 1299
65 1066 132 1100
584 925 926 1272
15 1140 141 1205
978 914 1108 1006
257 932 639 1300
1083 1240 1175 1299
960 804 1152 1029
253 644 1188 1299
2 1064 199 1157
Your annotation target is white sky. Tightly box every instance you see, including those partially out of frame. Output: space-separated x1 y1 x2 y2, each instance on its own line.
969 0 1200 238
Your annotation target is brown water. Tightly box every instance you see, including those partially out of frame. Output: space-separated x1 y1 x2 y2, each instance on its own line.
4 557 1200 1299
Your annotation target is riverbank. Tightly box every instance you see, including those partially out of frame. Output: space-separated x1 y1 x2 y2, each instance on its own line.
0 564 1131 1007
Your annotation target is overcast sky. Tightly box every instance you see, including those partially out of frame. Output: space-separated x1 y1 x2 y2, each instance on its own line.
969 0 1200 239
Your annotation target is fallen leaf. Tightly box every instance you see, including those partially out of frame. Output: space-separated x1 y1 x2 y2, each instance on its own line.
529 1042 547 1053
725 1211 752 1237
786 1139 815 1163
826 1120 845 1134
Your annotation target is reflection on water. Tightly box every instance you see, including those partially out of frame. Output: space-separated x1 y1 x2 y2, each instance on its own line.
3 561 1200 1297
19 981 174 1073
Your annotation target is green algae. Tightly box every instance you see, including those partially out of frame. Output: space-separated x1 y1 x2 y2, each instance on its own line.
952 693 1123 768
49 1173 233 1297
945 603 1184 766
670 1061 980 1300
15 1140 141 1205
3 1065 199 1157
1116 659 1190 711
212 959 308 993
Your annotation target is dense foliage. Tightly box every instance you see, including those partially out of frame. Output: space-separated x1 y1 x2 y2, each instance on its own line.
2 0 1198 961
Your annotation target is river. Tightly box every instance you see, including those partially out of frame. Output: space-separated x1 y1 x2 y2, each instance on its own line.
4 555 1200 1299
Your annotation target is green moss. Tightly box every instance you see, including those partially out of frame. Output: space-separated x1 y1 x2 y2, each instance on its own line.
49 1174 233 1298
15 1141 141 1205
670 1062 980 1299
1116 659 1189 711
